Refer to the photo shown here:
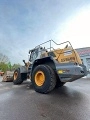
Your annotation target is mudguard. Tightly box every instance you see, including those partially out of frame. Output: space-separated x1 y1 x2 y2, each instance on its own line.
19 66 27 73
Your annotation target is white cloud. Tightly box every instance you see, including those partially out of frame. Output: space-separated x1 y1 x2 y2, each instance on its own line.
54 5 90 48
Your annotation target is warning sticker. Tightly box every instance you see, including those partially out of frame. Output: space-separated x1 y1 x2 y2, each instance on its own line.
64 50 72 56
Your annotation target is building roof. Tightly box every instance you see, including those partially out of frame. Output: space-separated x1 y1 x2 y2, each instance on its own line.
76 47 90 56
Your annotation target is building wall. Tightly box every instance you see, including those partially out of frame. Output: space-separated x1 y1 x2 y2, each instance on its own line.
80 56 90 78
81 56 90 69
76 47 90 78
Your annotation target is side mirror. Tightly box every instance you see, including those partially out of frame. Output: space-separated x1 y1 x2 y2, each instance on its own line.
23 60 25 63
29 50 30 54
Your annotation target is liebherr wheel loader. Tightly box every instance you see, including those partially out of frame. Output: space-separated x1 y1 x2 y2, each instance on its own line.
13 40 87 94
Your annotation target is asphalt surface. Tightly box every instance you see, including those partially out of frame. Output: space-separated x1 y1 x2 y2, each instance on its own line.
0 76 90 120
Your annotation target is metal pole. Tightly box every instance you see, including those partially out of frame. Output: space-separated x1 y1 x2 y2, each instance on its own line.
50 40 51 51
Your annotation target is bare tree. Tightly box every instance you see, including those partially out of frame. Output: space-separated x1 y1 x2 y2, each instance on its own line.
0 53 9 63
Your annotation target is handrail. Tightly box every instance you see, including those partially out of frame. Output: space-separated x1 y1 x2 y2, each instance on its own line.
30 39 78 63
35 39 73 49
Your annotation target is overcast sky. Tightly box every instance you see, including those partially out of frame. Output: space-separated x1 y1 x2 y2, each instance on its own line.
0 0 90 64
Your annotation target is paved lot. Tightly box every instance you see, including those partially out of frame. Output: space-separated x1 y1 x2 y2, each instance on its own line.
0 76 90 120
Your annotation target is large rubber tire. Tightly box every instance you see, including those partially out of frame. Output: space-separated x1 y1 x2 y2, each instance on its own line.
13 69 27 85
55 74 65 88
31 65 56 94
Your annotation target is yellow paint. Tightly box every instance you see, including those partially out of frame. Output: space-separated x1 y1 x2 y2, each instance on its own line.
35 71 45 86
14 72 18 80
53 47 82 64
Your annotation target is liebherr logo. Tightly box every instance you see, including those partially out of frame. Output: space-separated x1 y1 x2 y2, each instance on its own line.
61 57 75 62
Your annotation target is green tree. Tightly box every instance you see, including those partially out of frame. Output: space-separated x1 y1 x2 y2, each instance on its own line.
7 62 12 70
12 64 21 70
0 53 10 72
0 62 8 72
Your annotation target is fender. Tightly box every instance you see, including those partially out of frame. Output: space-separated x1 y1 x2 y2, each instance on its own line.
19 66 27 73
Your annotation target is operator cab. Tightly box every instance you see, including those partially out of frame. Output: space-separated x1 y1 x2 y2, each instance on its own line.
29 46 48 63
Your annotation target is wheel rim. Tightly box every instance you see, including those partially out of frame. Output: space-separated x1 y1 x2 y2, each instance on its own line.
35 71 45 86
14 72 18 80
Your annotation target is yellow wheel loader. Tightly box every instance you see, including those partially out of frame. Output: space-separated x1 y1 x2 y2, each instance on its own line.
13 40 87 93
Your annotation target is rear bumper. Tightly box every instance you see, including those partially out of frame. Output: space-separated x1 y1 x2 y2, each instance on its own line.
56 63 87 82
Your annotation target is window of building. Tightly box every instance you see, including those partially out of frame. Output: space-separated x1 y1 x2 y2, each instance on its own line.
81 59 84 64
86 58 90 70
